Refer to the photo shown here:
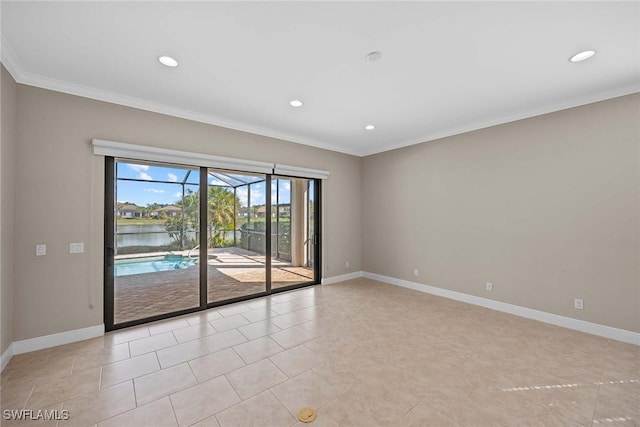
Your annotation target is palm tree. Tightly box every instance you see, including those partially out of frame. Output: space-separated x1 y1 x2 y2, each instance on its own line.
208 187 236 247
163 186 240 249
165 189 199 249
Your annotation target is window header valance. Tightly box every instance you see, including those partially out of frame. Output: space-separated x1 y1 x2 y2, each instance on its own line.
273 164 329 180
92 139 329 179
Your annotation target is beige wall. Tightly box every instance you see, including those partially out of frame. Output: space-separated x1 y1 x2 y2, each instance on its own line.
12 84 362 341
4 72 639 344
362 93 640 333
1 65 16 354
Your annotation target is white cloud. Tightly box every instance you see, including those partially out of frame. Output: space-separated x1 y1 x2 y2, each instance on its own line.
127 164 149 172
210 177 228 186
250 189 265 205
168 173 178 182
237 187 263 203
281 181 291 191
173 192 183 198
144 188 165 194
126 164 153 180
236 187 248 200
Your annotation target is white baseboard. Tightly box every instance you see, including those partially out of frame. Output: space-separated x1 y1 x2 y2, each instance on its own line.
322 271 363 285
12 324 105 355
3 270 637 373
363 272 640 346
1 343 14 372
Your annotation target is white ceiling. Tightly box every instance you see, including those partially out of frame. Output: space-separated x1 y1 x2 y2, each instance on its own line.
2 1 639 156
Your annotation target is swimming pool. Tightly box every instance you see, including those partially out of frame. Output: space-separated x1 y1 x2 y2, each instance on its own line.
115 255 197 277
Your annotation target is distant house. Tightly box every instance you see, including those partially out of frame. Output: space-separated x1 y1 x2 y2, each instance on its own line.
278 204 291 216
156 205 181 218
256 204 290 218
118 204 141 218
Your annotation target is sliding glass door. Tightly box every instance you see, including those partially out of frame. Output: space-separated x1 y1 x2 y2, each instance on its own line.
107 160 201 326
271 177 317 290
105 158 321 330
206 170 267 303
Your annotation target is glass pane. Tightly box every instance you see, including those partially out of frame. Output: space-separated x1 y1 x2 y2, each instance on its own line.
207 170 266 303
209 176 230 187
227 173 264 184
271 177 314 289
308 180 315 268
185 170 200 184
116 162 190 183
114 162 200 324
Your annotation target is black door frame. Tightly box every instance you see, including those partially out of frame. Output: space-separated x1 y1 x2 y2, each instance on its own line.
104 157 321 331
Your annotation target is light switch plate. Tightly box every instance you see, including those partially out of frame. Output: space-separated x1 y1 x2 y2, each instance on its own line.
69 242 84 254
36 244 46 256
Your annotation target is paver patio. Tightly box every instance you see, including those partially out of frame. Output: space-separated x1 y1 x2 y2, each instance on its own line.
114 247 313 324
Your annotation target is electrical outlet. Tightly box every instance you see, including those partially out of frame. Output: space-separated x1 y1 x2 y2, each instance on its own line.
345 261 349 268
35 244 46 256
574 298 584 310
486 282 493 291
414 269 419 277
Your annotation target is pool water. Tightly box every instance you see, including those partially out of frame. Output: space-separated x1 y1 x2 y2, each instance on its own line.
115 255 197 277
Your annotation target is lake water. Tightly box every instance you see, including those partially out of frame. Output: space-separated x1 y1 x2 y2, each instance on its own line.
116 224 231 247
117 224 182 247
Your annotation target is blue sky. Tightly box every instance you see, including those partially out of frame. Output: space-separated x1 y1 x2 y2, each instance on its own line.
116 162 290 207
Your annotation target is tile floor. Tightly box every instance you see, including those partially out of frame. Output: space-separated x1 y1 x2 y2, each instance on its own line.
1 278 638 426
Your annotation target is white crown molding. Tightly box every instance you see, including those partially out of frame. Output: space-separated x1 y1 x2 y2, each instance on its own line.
363 272 640 346
0 55 361 157
0 35 25 81
1 343 14 372
356 83 640 157
3 35 638 158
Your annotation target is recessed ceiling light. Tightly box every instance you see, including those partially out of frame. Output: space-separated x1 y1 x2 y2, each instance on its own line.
289 100 303 107
158 56 178 67
365 125 376 130
365 51 382 62
569 50 596 63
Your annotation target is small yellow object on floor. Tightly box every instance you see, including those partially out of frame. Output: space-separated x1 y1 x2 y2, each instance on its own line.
297 407 317 423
